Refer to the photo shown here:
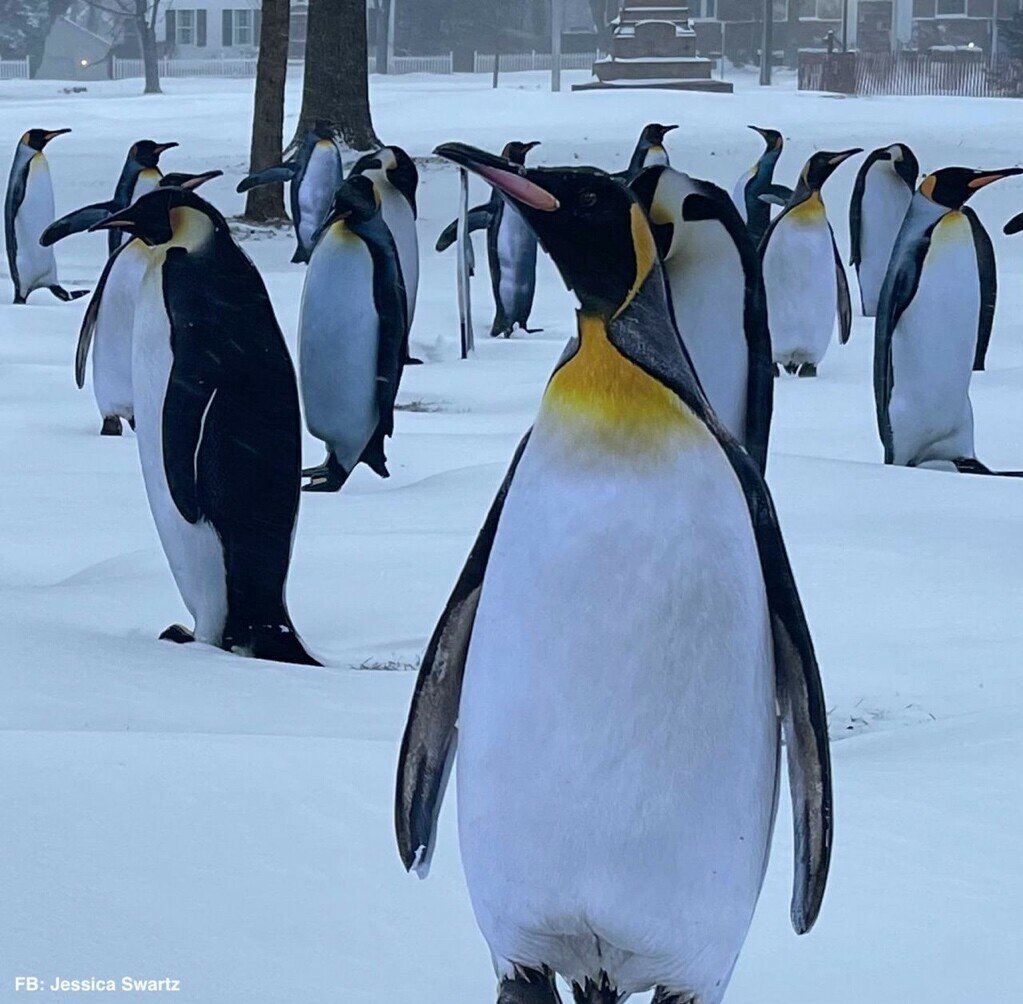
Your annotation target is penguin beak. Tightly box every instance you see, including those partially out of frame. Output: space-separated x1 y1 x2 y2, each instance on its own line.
89 206 140 235
177 170 223 191
827 148 863 167
43 128 71 144
154 141 179 155
523 141 541 152
968 167 1023 190
435 142 559 212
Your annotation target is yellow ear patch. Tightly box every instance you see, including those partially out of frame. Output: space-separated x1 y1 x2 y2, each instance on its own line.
540 313 700 456
612 203 658 319
920 174 936 200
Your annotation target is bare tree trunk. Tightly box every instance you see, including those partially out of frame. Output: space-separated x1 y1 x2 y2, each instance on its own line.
245 0 290 221
785 0 801 67
138 0 161 94
294 0 379 151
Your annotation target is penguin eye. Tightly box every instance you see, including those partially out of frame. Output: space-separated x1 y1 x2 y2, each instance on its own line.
579 191 598 209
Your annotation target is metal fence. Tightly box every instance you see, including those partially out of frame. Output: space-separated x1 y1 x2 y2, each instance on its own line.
112 53 454 79
799 51 1023 98
0 57 30 80
473 51 601 72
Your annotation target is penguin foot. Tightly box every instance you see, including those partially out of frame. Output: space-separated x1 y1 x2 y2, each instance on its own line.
159 624 195 644
497 966 561 1003
302 455 348 492
12 294 26 305
797 362 818 378
404 354 424 365
100 416 123 436
783 362 800 375
651 990 695 1004
49 284 90 302
523 326 544 334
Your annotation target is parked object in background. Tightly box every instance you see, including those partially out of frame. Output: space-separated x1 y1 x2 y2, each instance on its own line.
435 140 541 340
4 128 88 305
238 120 343 264
849 143 919 317
632 164 773 471
875 167 1022 471
761 149 860 377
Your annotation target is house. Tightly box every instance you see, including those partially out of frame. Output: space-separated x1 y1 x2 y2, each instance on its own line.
685 0 1022 58
162 0 262 57
35 16 116 80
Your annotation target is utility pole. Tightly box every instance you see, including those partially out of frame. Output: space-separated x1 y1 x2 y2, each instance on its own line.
551 0 563 92
387 0 396 67
759 0 773 85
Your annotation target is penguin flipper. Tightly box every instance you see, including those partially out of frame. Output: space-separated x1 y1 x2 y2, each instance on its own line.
758 192 789 208
1003 211 1023 235
5 165 25 296
874 220 935 463
964 206 996 371
848 151 883 267
40 201 119 246
75 243 127 388
48 285 89 302
395 432 532 877
435 206 493 252
236 163 297 193
764 183 794 204
832 227 853 345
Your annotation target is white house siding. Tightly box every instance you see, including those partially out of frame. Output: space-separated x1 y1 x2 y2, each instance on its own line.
162 0 261 57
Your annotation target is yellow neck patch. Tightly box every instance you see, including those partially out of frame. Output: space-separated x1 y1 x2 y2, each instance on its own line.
539 312 699 456
785 190 825 225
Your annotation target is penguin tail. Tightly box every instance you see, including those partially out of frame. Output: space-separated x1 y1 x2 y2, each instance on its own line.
290 245 311 265
359 427 390 479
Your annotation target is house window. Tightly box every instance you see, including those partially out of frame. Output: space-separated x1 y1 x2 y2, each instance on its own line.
694 0 717 18
936 0 966 14
773 0 789 19
802 0 843 17
176 9 195 45
232 9 254 45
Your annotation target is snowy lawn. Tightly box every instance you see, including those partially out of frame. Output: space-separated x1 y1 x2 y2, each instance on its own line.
0 68 1021 1001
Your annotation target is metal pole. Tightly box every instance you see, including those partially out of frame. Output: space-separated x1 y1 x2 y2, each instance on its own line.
840 0 849 50
760 0 773 85
457 169 474 359
551 0 563 92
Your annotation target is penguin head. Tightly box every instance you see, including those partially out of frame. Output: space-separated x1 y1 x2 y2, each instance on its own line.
875 143 919 188
22 128 71 151
158 169 223 191
130 139 178 169
311 120 337 140
89 187 222 249
630 164 710 259
324 174 380 228
351 144 418 216
502 141 541 166
749 125 783 153
799 149 862 191
919 166 1023 210
437 142 656 319
641 123 677 146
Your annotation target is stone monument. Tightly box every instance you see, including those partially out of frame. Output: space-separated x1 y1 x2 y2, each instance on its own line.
573 0 733 93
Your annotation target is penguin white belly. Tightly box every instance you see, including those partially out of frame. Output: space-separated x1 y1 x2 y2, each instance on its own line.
15 156 58 292
91 242 147 420
643 145 668 169
299 227 380 472
380 188 418 325
763 209 837 366
858 170 911 316
495 202 534 324
667 222 748 442
297 142 341 252
458 418 777 999
132 265 228 644
889 212 979 467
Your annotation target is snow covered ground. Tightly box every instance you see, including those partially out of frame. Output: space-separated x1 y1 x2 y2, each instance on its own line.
1 68 1021 1001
